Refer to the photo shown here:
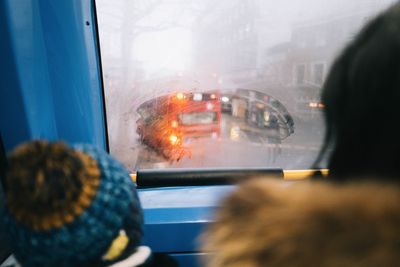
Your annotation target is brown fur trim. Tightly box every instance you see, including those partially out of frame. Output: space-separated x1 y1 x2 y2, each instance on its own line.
202 179 400 267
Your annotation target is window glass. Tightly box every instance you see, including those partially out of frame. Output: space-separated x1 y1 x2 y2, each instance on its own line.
96 0 396 171
179 112 217 126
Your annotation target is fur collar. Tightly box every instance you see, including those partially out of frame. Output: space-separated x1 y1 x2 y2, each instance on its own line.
202 179 400 267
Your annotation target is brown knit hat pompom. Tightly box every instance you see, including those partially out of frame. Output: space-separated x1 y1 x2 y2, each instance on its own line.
5 140 100 230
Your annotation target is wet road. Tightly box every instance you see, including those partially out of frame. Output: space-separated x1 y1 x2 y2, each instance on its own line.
134 114 324 170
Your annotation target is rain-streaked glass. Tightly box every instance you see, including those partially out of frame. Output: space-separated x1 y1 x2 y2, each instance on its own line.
96 0 396 171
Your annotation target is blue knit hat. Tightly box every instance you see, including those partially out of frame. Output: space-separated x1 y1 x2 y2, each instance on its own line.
2 141 143 267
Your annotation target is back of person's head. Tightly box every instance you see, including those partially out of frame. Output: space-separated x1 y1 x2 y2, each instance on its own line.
316 4 400 181
2 141 143 267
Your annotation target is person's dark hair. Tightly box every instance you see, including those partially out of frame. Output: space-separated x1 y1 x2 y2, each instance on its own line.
315 4 400 181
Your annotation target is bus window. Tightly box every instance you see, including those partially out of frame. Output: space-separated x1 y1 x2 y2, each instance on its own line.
96 0 396 171
179 112 217 126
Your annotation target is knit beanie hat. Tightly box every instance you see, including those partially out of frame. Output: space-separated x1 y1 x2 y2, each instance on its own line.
2 141 143 267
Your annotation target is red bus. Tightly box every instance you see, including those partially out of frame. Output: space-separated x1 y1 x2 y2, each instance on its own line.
136 91 221 160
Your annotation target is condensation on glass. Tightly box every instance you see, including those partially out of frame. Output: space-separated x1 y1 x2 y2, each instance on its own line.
96 0 396 171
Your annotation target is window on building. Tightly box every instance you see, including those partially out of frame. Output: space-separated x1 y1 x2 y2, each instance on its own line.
296 64 306 85
313 63 325 85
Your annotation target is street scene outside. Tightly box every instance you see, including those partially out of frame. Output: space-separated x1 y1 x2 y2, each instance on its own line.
96 0 396 172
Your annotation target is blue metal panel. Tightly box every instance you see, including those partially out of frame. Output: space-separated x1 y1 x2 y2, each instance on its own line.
143 209 211 253
0 1 31 150
139 186 234 253
0 0 107 151
170 253 207 267
7 0 58 142
36 0 106 148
